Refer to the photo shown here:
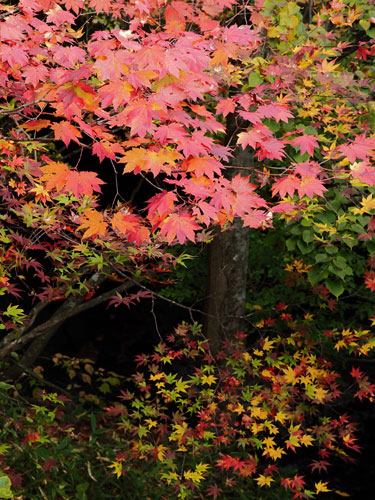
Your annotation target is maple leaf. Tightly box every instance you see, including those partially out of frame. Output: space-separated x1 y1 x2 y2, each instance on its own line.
159 212 199 244
271 175 300 198
315 481 331 494
258 103 293 123
99 81 133 109
257 137 285 161
350 161 375 186
78 209 107 239
23 64 49 87
292 134 319 156
40 161 70 192
93 141 124 162
165 4 186 31
339 135 375 162
51 121 82 147
271 202 298 213
297 176 326 198
89 0 112 13
112 211 140 234
242 210 269 228
364 270 375 292
206 483 222 500
216 98 236 117
237 125 272 149
310 460 330 473
146 191 177 226
184 156 222 179
22 119 51 132
255 474 274 487
64 170 104 197
61 0 85 14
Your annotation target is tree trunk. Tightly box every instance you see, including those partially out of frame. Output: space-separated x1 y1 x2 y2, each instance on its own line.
204 116 253 352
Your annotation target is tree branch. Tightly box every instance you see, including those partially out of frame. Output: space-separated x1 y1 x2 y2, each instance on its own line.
0 280 134 360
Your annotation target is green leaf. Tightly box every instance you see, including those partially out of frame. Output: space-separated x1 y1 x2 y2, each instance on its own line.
315 253 329 263
0 476 13 499
297 240 312 254
326 246 338 255
248 72 263 87
302 229 314 243
286 237 296 251
0 382 12 391
325 279 344 298
359 19 370 31
308 267 324 286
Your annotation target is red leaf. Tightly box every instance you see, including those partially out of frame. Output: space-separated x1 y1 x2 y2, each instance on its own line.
340 135 375 162
364 270 375 292
216 98 236 117
146 191 177 226
51 121 82 147
64 170 105 197
350 161 375 186
272 175 300 198
292 134 319 156
89 0 113 13
159 212 199 244
206 483 222 500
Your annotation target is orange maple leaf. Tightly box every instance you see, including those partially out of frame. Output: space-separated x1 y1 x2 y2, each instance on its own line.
78 209 107 239
40 162 70 192
51 121 82 147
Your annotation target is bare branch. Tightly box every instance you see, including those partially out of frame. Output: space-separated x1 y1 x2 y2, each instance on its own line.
0 280 134 359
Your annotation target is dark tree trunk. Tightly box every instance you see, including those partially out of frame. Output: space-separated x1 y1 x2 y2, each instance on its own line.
204 115 254 352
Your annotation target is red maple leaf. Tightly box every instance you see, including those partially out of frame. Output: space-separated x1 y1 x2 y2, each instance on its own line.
206 483 222 500
146 190 177 226
340 135 375 161
350 366 364 379
89 0 113 13
364 270 375 292
159 212 199 244
350 161 375 186
51 121 82 147
292 134 319 156
297 176 326 198
272 174 300 198
64 170 105 197
216 98 236 117
258 102 293 123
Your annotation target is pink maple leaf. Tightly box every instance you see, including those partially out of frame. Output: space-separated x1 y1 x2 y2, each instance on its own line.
64 170 105 197
159 212 199 244
292 134 319 156
350 161 375 186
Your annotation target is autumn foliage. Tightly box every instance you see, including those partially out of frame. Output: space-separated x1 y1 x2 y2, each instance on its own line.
1 0 375 497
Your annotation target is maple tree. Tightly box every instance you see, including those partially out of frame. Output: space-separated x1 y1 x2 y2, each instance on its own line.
1 0 375 497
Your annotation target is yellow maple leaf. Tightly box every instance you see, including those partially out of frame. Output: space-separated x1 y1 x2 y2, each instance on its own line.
262 337 275 351
201 374 217 386
265 446 286 460
256 474 274 487
109 461 123 479
300 434 314 446
283 365 298 385
315 481 331 494
156 444 167 461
